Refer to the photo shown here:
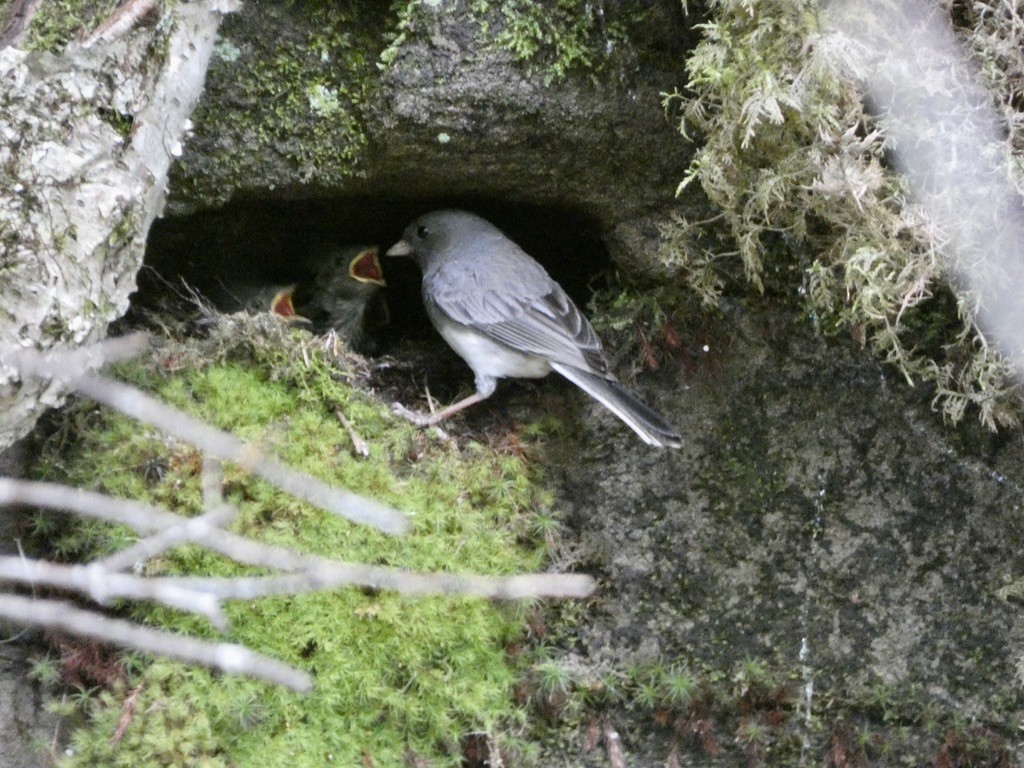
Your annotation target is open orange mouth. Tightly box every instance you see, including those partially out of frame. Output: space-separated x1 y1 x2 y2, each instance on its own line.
348 247 386 286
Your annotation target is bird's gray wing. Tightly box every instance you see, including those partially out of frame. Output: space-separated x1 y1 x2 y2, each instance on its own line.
424 258 611 377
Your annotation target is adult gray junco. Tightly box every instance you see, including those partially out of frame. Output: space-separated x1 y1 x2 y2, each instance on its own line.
386 210 683 448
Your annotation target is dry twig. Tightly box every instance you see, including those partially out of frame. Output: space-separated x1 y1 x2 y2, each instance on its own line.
0 556 227 629
4 337 408 535
0 594 311 691
0 479 594 600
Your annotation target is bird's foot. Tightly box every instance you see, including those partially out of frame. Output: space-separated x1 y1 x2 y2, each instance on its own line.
390 402 436 427
391 403 455 442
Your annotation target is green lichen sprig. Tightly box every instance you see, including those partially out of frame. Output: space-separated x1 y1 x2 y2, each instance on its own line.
474 0 627 84
473 0 618 84
383 0 624 84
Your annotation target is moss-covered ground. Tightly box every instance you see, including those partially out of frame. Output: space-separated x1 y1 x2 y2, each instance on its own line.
31 317 560 766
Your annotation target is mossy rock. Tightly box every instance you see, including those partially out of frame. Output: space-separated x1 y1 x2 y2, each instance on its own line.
37 321 555 766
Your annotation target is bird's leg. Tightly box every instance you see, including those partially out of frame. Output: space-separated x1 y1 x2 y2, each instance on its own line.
423 381 438 415
391 391 491 426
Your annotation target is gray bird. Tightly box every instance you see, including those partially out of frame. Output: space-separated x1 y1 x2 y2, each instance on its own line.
386 210 683 448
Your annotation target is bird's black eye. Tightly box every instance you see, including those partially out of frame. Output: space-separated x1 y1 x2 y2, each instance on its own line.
416 225 430 240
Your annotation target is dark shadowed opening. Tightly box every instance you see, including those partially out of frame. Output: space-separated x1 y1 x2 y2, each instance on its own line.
139 196 612 346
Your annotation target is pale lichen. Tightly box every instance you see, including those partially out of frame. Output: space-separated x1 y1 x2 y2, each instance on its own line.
665 0 1024 428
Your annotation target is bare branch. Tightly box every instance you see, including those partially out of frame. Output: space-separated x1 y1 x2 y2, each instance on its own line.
0 478 185 533
201 455 224 507
0 594 311 692
0 333 150 387
94 503 237 573
0 556 226 629
4 344 408 535
80 0 160 49
603 718 626 768
76 370 407 533
336 409 371 458
0 333 595 692
145 568 595 601
0 0 41 49
0 478 596 599
102 374 398 532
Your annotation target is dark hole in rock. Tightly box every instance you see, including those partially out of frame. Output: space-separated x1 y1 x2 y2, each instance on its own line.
137 197 612 351
135 198 613 426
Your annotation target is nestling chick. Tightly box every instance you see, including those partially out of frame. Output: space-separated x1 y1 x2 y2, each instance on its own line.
288 245 389 353
211 245 387 353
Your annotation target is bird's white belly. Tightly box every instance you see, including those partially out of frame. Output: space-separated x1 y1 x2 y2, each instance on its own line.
439 323 552 380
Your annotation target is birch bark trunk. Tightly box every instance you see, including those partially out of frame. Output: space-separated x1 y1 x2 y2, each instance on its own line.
0 0 238 450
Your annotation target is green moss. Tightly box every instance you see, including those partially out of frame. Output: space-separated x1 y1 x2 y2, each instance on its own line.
383 0 625 84
378 0 422 68
64 667 229 768
96 106 134 140
175 1 383 206
471 0 622 84
38 331 553 766
468 0 623 85
22 0 118 52
519 643 1020 766
667 0 1024 428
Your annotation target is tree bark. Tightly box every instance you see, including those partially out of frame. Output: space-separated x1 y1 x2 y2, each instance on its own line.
0 0 237 451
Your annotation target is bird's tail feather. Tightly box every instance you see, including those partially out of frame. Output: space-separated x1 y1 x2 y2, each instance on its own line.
551 363 683 448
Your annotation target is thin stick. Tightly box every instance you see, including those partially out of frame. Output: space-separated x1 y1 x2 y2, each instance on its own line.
80 0 159 48
0 557 226 629
0 0 41 49
335 410 370 458
0 479 595 599
2 342 408 535
0 594 310 692
75 372 407 534
138 567 594 601
93 504 237 573
0 478 187 533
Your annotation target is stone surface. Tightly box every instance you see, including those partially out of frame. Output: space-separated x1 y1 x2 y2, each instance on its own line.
160 0 702 278
534 303 1024 764
5 1 1024 764
0 640 63 768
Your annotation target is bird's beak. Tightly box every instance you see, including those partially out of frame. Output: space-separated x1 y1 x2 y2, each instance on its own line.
385 239 414 257
269 286 311 324
270 287 297 317
348 247 386 286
